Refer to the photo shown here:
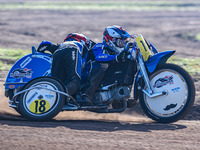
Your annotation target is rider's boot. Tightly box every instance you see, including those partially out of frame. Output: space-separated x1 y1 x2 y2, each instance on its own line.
127 98 138 108
80 94 93 106
65 79 80 96
81 67 105 106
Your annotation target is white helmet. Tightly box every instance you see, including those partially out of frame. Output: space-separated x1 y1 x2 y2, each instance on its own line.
102 25 131 53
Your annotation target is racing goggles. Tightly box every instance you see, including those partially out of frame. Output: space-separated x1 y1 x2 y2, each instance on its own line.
115 38 130 48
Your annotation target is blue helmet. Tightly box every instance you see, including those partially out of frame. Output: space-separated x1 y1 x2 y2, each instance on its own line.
102 25 131 53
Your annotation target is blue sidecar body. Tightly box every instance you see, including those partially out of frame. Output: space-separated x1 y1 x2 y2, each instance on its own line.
5 47 51 91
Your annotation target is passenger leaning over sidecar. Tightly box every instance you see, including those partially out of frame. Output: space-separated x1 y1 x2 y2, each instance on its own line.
37 33 94 98
81 25 134 106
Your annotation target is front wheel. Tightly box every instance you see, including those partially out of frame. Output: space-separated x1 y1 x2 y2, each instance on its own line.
18 77 65 121
140 63 195 123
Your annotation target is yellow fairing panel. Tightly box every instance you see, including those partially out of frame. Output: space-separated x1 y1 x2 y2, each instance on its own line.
136 34 151 61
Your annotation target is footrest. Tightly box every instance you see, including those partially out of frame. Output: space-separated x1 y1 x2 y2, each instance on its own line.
80 105 107 110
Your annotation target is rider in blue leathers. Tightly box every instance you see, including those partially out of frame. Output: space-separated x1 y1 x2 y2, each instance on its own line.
81 25 131 105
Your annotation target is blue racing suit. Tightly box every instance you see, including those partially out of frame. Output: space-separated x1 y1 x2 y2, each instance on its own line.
81 43 118 101
92 43 117 62
82 43 118 78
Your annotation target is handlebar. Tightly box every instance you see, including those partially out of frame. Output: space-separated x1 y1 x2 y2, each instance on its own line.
124 42 133 52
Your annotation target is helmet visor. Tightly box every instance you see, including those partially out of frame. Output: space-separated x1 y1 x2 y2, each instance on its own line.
116 38 130 48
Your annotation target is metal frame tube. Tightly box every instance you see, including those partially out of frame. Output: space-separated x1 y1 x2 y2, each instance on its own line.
12 86 80 107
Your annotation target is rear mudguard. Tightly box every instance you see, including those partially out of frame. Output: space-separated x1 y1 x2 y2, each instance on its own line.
133 50 175 100
4 51 51 90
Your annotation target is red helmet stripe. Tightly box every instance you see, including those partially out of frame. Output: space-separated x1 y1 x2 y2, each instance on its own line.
72 37 81 42
105 33 113 41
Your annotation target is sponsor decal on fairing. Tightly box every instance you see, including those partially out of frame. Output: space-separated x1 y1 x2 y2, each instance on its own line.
20 56 32 68
10 68 32 78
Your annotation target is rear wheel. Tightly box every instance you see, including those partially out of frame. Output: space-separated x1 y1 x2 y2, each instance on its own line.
18 77 65 121
139 63 195 123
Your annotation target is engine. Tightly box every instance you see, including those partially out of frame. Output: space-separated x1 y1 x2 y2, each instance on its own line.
94 86 131 103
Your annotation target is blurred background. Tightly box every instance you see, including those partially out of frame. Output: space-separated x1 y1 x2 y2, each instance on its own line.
0 0 200 73
0 0 200 54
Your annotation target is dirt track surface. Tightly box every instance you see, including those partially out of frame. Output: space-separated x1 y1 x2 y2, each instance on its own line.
1 80 200 150
1 119 200 150
0 4 200 150
1 82 200 150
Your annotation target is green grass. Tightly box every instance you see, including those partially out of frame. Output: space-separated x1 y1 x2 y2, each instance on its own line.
0 48 30 60
179 32 200 42
0 47 199 76
0 48 31 70
168 56 200 76
0 1 200 11
196 33 200 41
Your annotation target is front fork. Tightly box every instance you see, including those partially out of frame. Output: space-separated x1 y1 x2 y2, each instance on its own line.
138 55 153 94
138 55 164 98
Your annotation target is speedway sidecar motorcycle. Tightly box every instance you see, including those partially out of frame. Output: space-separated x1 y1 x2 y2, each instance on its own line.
4 34 195 123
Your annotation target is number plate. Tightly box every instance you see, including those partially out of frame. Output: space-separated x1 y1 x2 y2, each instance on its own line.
136 34 151 61
29 99 50 114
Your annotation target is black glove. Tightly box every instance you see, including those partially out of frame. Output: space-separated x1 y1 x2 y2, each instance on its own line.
116 50 129 62
37 41 59 54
